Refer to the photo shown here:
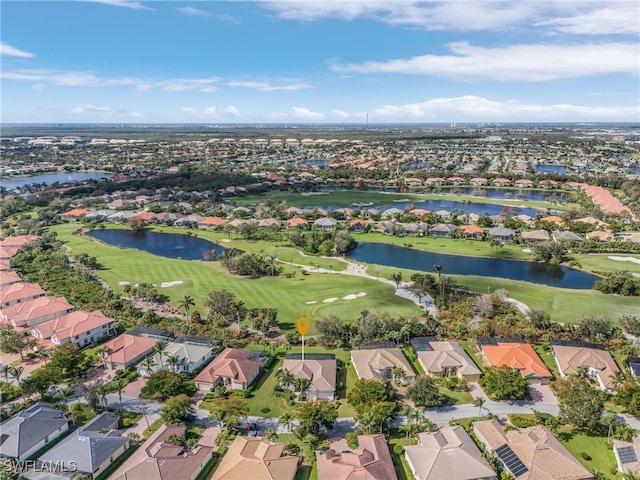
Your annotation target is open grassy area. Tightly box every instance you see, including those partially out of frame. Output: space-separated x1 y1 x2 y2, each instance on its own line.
533 344 560 379
50 224 422 334
557 427 618 480
574 253 640 275
388 428 418 480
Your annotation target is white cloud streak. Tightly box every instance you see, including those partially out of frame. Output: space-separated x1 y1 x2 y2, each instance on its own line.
536 5 640 35
370 95 639 121
292 107 324 119
225 80 312 91
330 42 640 81
178 6 211 17
1 42 35 58
86 0 154 11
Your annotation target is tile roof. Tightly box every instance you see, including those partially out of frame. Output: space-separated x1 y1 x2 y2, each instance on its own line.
0 296 74 327
33 310 114 341
102 334 158 366
551 343 620 390
417 341 482 378
404 426 497 480
0 282 45 306
281 357 337 395
481 342 551 379
212 436 298 480
473 420 593 480
351 348 415 381
0 235 41 247
316 434 398 480
195 348 263 386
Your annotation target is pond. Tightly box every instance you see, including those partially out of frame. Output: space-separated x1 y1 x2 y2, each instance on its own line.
349 243 598 289
534 165 567 174
435 187 565 202
1 171 113 191
86 229 226 260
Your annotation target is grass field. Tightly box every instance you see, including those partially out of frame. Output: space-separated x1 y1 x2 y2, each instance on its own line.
50 225 423 334
557 428 618 480
233 189 573 212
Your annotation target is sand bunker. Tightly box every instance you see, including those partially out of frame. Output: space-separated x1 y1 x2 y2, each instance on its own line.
323 297 338 303
160 281 184 288
343 294 357 300
608 256 640 265
221 239 232 243
118 281 130 286
356 292 367 297
305 301 317 304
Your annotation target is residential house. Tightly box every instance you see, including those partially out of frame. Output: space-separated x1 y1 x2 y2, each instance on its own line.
405 177 423 187
562 181 581 190
285 207 304 218
381 207 403 219
539 179 559 189
195 347 265 392
479 339 552 384
351 347 415 383
86 209 115 221
101 333 158 370
317 434 398 480
0 282 45 308
491 178 511 187
212 436 298 480
429 224 457 238
0 271 22 288
553 230 584 243
473 420 593 480
426 177 445 186
315 217 338 231
61 208 93 221
107 211 137 224
0 296 74 330
138 336 214 376
0 403 69 461
521 229 550 243
286 217 308 229
613 436 640 475
405 426 497 480
447 176 466 185
457 225 484 240
487 227 516 243
469 178 488 186
110 425 215 480
258 218 282 228
374 220 396 235
586 231 614 242
32 310 116 347
551 340 620 392
627 357 640 378
514 179 534 188
198 216 229 230
38 413 129 477
540 215 565 227
0 235 41 248
281 353 337 400
415 340 482 382
348 219 369 232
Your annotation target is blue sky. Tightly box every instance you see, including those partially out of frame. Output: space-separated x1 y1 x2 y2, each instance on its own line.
1 0 639 123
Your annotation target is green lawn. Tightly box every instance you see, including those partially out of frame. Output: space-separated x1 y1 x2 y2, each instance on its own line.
574 253 640 275
557 428 618 480
533 344 560 379
50 224 422 334
388 428 418 480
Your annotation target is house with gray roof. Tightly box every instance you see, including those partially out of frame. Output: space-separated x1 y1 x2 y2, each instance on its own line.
138 336 214 376
429 224 457 238
314 217 338 231
488 227 516 243
416 340 482 382
0 403 69 461
553 230 584 243
38 413 129 476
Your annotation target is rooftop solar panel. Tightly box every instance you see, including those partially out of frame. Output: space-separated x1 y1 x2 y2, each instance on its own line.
496 444 529 478
617 446 638 464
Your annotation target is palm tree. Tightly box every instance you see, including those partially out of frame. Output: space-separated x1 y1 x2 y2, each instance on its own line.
275 369 294 389
621 472 640 480
602 414 616 444
233 300 246 333
97 384 109 412
472 397 486 421
178 295 195 323
141 356 156 376
54 386 75 405
278 412 295 446
433 264 445 301
166 354 180 374
610 370 626 390
9 366 24 400
114 378 127 410
266 427 278 442
391 272 403 290
154 341 168 370
1 364 12 383
293 377 310 394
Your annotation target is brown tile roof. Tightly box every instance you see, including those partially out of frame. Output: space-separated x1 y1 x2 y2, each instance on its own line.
110 424 214 480
0 282 45 305
212 436 298 480
351 348 415 381
0 270 22 287
281 358 336 396
61 208 93 218
198 216 229 227
0 296 74 327
417 341 482 378
551 343 620 390
521 230 550 241
481 342 551 379
102 334 158 366
34 310 114 342
0 235 41 247
287 217 308 227
195 348 262 386
473 420 592 480
317 434 398 480
0 245 22 259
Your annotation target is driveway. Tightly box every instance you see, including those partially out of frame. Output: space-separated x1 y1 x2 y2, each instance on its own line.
528 383 558 404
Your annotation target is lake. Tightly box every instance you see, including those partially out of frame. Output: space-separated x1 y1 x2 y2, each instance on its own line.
349 243 597 289
1 171 113 191
86 229 226 260
534 165 567 174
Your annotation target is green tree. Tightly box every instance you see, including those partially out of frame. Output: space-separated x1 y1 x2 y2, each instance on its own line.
368 400 397 434
554 376 604 433
50 343 86 378
479 366 529 400
473 397 486 421
278 411 295 446
391 272 403 290
140 370 185 401
161 394 195 425
154 341 168 370
407 376 447 408
178 295 195 323
0 325 37 360
347 379 394 415
208 395 249 432
296 400 338 435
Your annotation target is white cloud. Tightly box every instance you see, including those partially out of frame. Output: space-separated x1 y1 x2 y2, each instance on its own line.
269 112 289 119
332 109 351 118
536 5 640 35
292 107 324 119
330 42 640 81
215 14 241 24
1 42 35 58
71 104 111 114
225 80 312 91
224 106 241 116
181 107 196 112
370 95 640 121
204 107 217 116
178 6 211 17
86 0 154 11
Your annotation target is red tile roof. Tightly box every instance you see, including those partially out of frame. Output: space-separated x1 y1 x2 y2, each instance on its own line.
481 342 551 378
